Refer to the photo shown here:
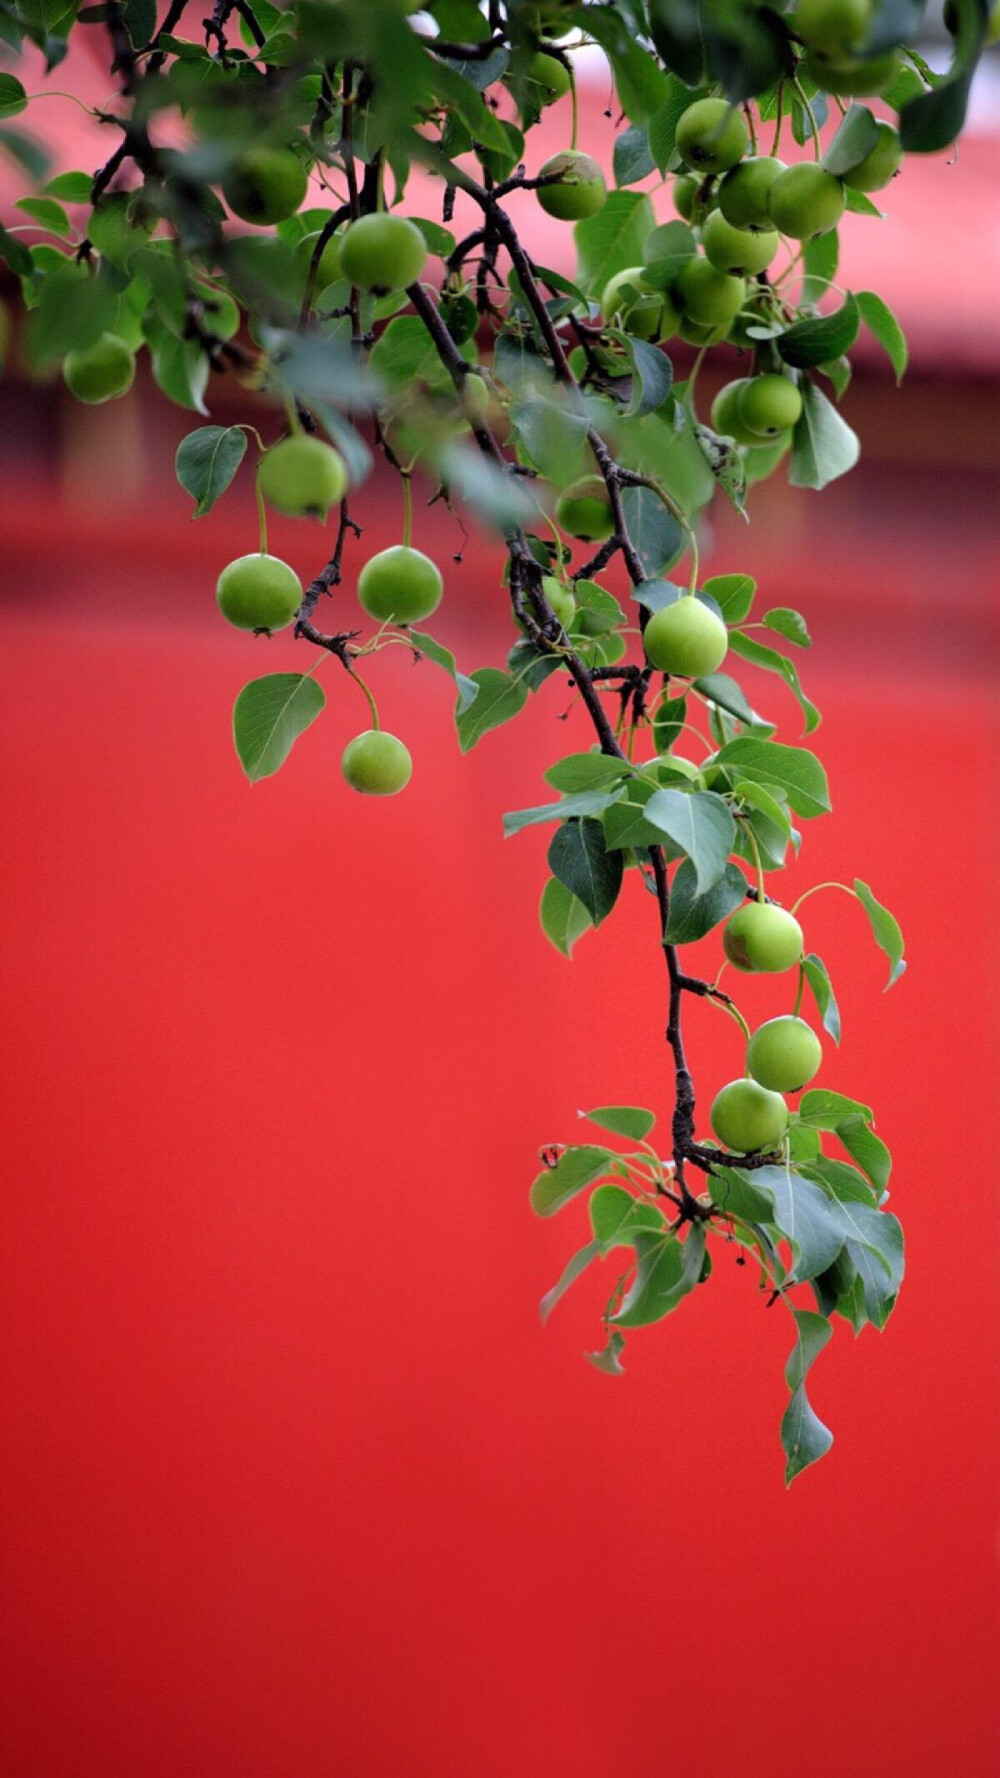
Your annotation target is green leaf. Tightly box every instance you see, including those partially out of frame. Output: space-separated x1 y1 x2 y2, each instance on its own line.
855 289 908 384
30 262 118 362
762 607 811 648
42 170 94 201
622 334 674 419
899 66 976 153
509 384 588 485
232 674 325 784
713 738 830 817
798 1089 875 1128
790 378 860 490
149 330 209 413
530 1144 615 1217
583 1105 655 1141
0 73 27 119
175 424 247 518
640 218 697 290
0 221 33 275
854 878 906 988
589 1183 663 1247
455 668 528 753
122 0 156 47
835 1116 892 1194
802 952 841 1045
837 1206 904 1328
694 672 770 728
15 195 70 236
822 102 878 175
613 1224 706 1328
647 75 703 171
548 819 624 926
801 228 839 306
753 1166 846 1283
779 296 859 370
652 694 687 752
726 630 821 734
574 191 656 299
708 1164 778 1225
539 876 592 958
642 788 735 894
539 1239 602 1325
503 789 625 836
544 753 630 794
403 628 477 715
614 123 655 186
586 1330 627 1375
663 859 747 944
781 1309 834 1484
702 572 755 623
620 484 686 577
801 1156 876 1207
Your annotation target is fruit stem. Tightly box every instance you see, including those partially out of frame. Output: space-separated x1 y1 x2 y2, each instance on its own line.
790 880 855 915
255 470 268 555
569 63 579 152
791 79 823 163
401 470 413 548
347 666 379 730
708 991 752 1046
283 394 303 437
771 85 785 158
745 824 766 901
743 102 757 156
793 964 805 1017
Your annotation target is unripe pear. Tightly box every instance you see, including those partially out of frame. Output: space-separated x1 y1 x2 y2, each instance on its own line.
63 332 135 404
216 552 303 632
736 373 803 438
258 436 348 518
843 122 903 192
768 163 846 239
746 1017 823 1092
718 157 786 230
341 729 412 796
675 98 749 174
339 213 427 293
536 150 607 220
702 210 779 276
723 902 804 973
223 146 308 225
675 256 746 325
554 481 614 541
357 545 443 624
710 1078 788 1153
644 597 728 678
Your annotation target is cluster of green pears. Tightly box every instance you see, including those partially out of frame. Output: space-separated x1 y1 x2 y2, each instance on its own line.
710 900 821 1155
215 431 450 800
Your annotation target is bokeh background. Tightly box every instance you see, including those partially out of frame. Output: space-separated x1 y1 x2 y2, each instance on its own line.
2 23 999 1778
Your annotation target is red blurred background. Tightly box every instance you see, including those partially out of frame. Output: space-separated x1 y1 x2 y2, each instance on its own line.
2 38 999 1778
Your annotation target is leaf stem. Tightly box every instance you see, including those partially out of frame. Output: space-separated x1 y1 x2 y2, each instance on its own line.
790 880 855 915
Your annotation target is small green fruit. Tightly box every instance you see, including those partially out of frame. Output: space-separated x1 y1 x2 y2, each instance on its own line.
554 481 614 541
536 150 607 220
675 98 749 174
723 902 804 973
539 575 576 630
710 379 763 446
341 730 412 796
803 49 902 95
736 373 803 438
675 256 746 326
842 121 903 192
216 552 303 632
718 157 786 230
258 436 348 518
339 213 427 294
768 163 846 239
644 597 728 678
223 146 308 225
673 174 699 220
793 0 871 55
357 544 443 624
294 228 343 290
599 266 664 340
710 1078 788 1153
527 49 571 104
746 1017 823 1092
702 210 779 276
63 332 135 404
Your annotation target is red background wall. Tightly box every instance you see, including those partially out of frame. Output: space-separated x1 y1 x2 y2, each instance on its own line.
1 446 999 1774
